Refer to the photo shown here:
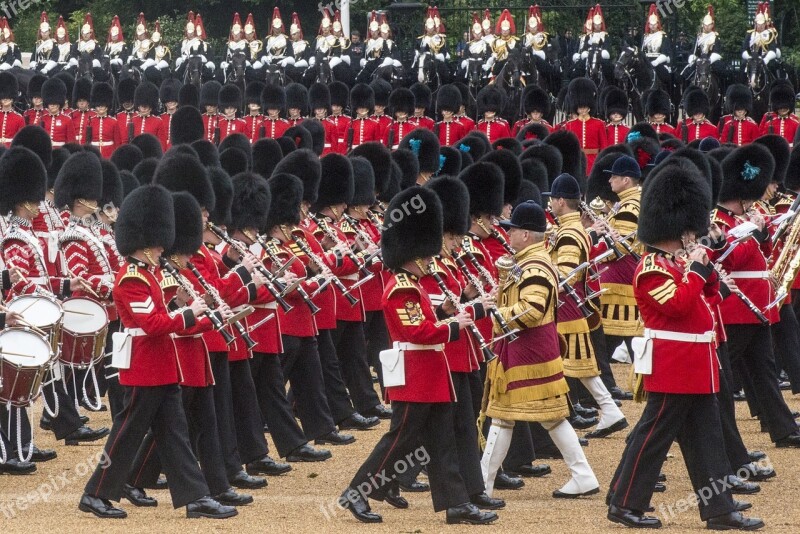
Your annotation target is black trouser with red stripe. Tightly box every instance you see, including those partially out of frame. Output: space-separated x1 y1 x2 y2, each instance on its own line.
609 393 735 520
349 400 469 512
84 384 208 507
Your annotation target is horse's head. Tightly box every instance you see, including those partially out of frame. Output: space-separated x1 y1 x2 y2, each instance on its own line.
745 57 768 92
614 47 635 80
186 55 203 85
694 58 710 90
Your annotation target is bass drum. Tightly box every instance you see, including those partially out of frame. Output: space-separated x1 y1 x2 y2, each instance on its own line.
0 328 53 407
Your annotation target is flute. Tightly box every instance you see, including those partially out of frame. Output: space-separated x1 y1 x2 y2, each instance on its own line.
158 257 235 345
185 261 258 350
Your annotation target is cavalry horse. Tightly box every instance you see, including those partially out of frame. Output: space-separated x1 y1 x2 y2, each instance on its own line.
745 57 772 123
183 55 204 93
614 46 657 121
491 55 525 123
687 58 721 122
225 52 248 101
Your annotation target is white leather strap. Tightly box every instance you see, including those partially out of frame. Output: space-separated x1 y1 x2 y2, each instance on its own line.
729 271 770 279
644 328 714 343
395 342 444 351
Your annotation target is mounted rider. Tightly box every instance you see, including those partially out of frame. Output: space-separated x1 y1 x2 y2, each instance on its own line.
414 6 450 84
33 12 59 75
77 13 102 72
683 6 722 81
521 5 558 79
55 16 78 76
487 9 520 79
741 2 780 78
358 11 401 83
309 9 353 85
127 13 152 71
284 13 311 84
176 12 214 81
104 16 128 78
640 4 672 87
459 12 492 81
260 8 291 71
573 5 611 80
221 13 258 82
0 17 22 71
148 20 171 79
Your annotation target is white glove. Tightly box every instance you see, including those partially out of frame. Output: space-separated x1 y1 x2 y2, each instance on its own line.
157 60 169 70
0 63 10 71
280 57 294 67
580 51 589 59
482 63 491 72
460 59 468 70
533 50 545 60
111 59 123 67
220 61 229 70
68 58 78 67
764 50 776 64
709 53 721 64
572 53 580 62
742 51 751 60
330 57 342 68
309 56 316 67
252 60 263 69
486 55 496 67
435 53 445 62
360 58 367 67
601 50 610 60
141 59 156 70
381 57 392 67
688 54 696 64
341 55 351 65
651 54 667 67
199 55 208 63
205 61 215 70
12 60 21 68
175 57 184 67
295 59 308 69
393 60 402 68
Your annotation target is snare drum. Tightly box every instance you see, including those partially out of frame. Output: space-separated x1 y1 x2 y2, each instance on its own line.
6 295 64 356
0 328 53 406
60 298 109 369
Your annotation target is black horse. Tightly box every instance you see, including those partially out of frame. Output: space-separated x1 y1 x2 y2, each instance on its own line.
492 56 524 123
744 57 772 123
614 46 657 121
183 55 204 93
687 58 720 122
225 53 247 100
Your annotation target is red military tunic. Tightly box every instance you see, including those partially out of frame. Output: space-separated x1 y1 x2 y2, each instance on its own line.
435 119 468 146
32 200 67 279
115 110 135 143
327 114 351 154
202 112 222 144
563 117 608 173
131 114 167 149
161 112 175 150
382 271 459 403
0 109 25 147
457 114 476 133
262 117 290 140
477 117 511 144
218 117 246 142
385 119 417 150
710 207 778 324
41 111 76 147
71 109 96 145
413 115 435 131
679 118 717 143
719 117 759 146
648 121 676 137
2 216 68 298
244 114 265 143
605 122 630 145
113 258 198 387
459 234 497 351
24 107 45 128
88 115 121 158
635 252 721 394
288 225 338 331
370 113 393 147
287 117 304 127
349 116 381 150
759 113 799 147
319 117 338 155
61 218 118 320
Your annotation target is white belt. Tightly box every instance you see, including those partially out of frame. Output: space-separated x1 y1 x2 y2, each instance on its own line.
126 327 146 337
644 328 714 343
340 273 359 281
51 141 65 147
729 271 770 279
396 342 444 351
91 141 114 147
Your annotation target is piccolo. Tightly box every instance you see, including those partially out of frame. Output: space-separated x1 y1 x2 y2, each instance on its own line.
185 260 258 350
158 257 235 345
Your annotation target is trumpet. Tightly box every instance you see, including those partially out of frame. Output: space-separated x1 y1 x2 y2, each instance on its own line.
158 257 235 345
579 201 640 261
206 222 293 314
289 228 359 306
428 260 495 361
185 260 258 350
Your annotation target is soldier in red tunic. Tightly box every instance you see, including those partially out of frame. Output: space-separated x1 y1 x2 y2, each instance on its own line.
159 78 182 151
309 82 337 154
243 81 266 143
679 87 717 143
398 127 440 186
562 77 607 173
286 82 307 127
347 83 380 151
200 81 223 144
644 88 676 137
719 84 759 145
328 81 351 154
40 77 76 148
261 83 289 139
114 77 137 144
476 86 510 144
385 87 417 150
410 83 435 131
88 82 121 158
70 77 95 145
603 86 630 146
453 82 476 133
607 153 763 531
0 72 24 146
369 79 393 146
24 74 47 126
513 85 553 139
217 84 246 143
339 186 497 525
434 84 467 146
760 80 798 146
131 82 165 148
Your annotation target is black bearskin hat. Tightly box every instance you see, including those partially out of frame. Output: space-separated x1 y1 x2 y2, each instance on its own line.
309 82 331 112
252 138 284 178
245 81 265 106
27 74 46 99
283 125 313 151
426 175 469 235
285 82 308 113
545 129 584 182
133 158 158 185
54 152 103 208
380 162 402 203
273 149 322 204
261 83 285 110
645 88 671 116
481 149 522 204
116 77 138 105
265 173 304 229
154 153 216 211
523 85 550 116
436 84 462 114
11 125 52 168
438 146 462 177
90 82 114 109
0 72 18 101
492 137 522 155
520 142 563 183
199 81 222 108
219 84 242 110
567 77 597 114
521 158 549 194
603 86 628 118
398 127 440 174
132 133 163 160
71 77 91 107
370 78 392 108
110 144 142 172
391 148 419 190
350 156 376 206
191 139 220 168
786 149 800 192
119 170 139 198
389 87 414 116
683 87 710 117
167 192 203 256
381 186 443 271
0 147 47 213
42 77 66 107
329 81 349 109
719 143 775 202
454 132 490 160
208 167 233 227
219 133 252 165
725 84 752 113
587 151 624 203
477 85 505 115
350 83 375 112
100 160 123 210
178 83 199 108
115 184 175 256
753 134 790 185
231 172 271 231
300 120 325 155
159 77 182 104
350 142 392 196
312 153 354 212
459 161 504 217
220 147 249 177
409 83 431 110
769 80 795 112
134 81 159 111
170 106 204 145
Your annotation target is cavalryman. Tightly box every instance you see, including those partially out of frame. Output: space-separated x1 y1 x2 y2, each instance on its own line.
460 12 492 81
0 17 22 71
487 9 519 78
54 16 78 75
285 13 311 83
76 14 101 71
33 12 58 74
742 2 780 75
573 5 611 79
684 6 722 81
640 4 672 87
521 5 554 78
104 16 128 77
127 13 151 71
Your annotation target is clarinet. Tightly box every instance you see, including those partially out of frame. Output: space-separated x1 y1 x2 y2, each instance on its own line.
206 223 294 313
714 264 770 326
579 201 640 261
185 261 258 350
310 213 374 279
258 235 321 315
429 260 495 361
158 257 235 345
127 114 134 142
291 231 359 306
453 253 518 343
460 238 498 291
342 213 383 262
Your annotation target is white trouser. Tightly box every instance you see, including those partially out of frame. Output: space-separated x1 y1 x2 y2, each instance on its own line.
545 419 599 495
582 375 625 430
480 419 514 497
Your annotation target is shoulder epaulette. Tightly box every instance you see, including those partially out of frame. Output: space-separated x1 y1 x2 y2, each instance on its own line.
387 272 420 298
160 271 179 289
58 222 85 245
636 254 672 283
120 264 149 285
461 238 484 258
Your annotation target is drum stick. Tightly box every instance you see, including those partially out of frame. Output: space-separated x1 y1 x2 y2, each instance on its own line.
66 269 102 299
0 304 48 337
0 349 37 358
64 309 93 316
